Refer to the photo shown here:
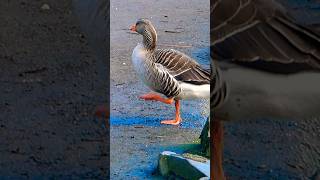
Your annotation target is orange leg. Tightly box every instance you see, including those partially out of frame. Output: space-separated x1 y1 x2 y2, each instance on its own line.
160 100 181 125
211 120 226 180
139 93 174 104
94 105 109 119
94 105 109 128
139 93 181 125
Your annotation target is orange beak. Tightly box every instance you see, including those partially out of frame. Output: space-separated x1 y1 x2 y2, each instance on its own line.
130 24 136 32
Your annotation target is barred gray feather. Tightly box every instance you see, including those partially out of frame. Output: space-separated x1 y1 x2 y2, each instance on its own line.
154 49 210 85
211 0 320 71
210 61 228 110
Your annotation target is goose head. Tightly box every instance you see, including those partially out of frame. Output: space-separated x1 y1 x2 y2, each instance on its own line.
130 18 157 50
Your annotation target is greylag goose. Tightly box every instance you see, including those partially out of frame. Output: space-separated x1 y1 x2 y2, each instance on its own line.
211 0 320 179
129 19 210 125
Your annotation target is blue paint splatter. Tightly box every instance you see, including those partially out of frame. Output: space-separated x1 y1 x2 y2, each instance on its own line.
110 112 207 128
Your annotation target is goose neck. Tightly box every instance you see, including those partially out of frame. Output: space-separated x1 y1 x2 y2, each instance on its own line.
142 28 157 50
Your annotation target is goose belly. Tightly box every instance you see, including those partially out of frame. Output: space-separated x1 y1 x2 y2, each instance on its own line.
215 67 320 121
176 82 210 100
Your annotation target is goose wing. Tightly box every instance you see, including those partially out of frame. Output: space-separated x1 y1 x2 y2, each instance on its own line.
212 0 320 73
154 49 210 85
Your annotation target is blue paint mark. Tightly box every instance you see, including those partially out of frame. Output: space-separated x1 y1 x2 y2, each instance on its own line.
111 112 207 128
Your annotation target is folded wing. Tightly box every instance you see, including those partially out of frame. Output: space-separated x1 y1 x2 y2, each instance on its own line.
212 0 320 73
154 49 210 85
